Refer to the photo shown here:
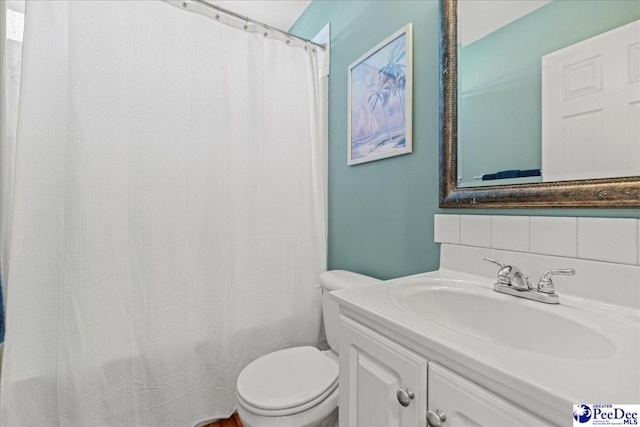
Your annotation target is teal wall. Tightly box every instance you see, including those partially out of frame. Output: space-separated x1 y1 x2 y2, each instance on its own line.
458 1 640 184
291 1 640 281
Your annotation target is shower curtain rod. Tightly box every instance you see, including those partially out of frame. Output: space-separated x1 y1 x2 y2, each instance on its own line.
187 0 326 51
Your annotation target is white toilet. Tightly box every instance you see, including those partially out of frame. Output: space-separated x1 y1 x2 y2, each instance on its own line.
235 270 380 427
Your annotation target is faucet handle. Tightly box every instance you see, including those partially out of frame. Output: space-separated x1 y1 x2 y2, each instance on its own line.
483 257 512 285
538 268 575 294
483 256 505 268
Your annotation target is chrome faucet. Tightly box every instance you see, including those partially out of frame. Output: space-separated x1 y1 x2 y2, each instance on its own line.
483 257 532 291
537 268 575 294
484 257 575 304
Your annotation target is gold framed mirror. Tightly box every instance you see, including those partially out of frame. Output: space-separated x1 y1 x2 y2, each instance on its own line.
440 0 640 208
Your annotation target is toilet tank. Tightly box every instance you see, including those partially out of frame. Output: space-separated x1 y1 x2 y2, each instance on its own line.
319 270 381 354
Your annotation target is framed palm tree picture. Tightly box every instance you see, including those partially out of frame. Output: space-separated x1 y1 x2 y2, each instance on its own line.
348 23 413 165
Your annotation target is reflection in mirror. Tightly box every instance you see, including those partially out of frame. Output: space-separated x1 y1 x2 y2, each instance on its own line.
439 0 640 208
456 1 640 188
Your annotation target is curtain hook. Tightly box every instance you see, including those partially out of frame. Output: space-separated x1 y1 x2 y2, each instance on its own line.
285 32 291 45
182 1 187 8
243 18 248 30
215 5 220 20
263 23 268 38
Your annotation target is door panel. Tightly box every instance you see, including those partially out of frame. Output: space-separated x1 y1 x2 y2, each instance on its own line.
542 20 640 181
428 363 550 427
339 316 428 427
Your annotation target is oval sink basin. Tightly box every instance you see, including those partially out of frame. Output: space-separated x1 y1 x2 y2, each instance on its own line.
391 279 617 359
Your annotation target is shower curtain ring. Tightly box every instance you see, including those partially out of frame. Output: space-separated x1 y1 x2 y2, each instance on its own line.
285 32 291 45
243 18 249 30
215 5 220 20
263 23 268 38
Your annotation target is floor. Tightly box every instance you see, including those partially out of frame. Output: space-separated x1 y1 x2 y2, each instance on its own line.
203 413 243 427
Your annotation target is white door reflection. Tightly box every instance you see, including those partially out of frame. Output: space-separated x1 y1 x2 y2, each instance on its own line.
542 20 640 182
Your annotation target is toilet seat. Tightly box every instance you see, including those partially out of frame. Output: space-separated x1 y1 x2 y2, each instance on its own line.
236 346 339 417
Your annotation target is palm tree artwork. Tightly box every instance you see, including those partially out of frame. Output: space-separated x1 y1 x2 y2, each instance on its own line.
349 27 411 164
367 75 393 149
380 42 407 124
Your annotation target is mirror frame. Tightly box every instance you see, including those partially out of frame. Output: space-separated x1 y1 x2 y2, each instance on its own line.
439 0 640 208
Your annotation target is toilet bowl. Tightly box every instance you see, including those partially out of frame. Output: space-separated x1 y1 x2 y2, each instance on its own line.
235 270 380 427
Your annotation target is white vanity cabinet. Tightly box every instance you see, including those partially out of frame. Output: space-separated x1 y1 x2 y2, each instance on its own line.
339 315 551 427
339 315 428 427
428 362 551 427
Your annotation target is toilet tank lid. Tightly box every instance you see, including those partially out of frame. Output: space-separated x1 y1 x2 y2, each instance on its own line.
319 270 381 291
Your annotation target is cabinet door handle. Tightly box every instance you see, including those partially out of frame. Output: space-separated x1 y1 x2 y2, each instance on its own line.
426 409 447 427
396 387 415 407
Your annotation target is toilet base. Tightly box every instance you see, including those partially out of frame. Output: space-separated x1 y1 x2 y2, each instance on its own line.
321 408 339 427
238 407 337 427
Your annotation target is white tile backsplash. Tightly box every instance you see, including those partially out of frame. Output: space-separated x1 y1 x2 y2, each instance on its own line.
434 214 460 244
460 215 492 248
577 218 638 265
491 216 529 252
440 244 640 309
436 214 640 309
530 217 577 258
436 214 640 266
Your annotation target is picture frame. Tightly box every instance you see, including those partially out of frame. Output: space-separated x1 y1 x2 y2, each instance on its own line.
348 23 413 165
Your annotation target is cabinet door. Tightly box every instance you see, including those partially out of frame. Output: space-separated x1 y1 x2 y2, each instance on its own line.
339 315 428 427
428 363 551 427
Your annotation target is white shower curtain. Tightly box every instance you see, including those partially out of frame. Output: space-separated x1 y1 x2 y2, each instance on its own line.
0 1 327 426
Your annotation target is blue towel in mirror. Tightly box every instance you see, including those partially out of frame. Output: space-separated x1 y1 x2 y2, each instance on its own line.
481 169 541 181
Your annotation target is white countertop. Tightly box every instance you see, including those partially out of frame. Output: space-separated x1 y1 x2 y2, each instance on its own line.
330 269 640 425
